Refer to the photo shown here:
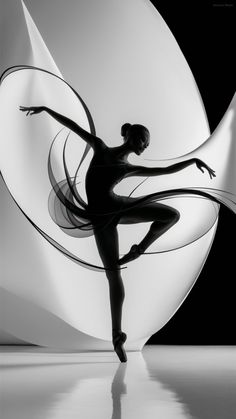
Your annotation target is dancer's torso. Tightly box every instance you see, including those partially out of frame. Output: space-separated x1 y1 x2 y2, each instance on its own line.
85 145 128 212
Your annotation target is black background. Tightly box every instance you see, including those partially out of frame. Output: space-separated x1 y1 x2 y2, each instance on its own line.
147 0 235 345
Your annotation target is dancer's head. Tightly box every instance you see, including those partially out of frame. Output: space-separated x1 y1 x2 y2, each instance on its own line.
121 123 150 155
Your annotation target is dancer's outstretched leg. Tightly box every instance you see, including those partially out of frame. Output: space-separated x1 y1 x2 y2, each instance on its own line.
118 202 180 265
94 222 127 362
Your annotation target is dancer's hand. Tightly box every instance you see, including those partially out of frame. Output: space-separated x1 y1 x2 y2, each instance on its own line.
195 159 216 179
19 106 44 116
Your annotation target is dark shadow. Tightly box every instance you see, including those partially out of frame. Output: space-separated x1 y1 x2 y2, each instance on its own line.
111 363 127 419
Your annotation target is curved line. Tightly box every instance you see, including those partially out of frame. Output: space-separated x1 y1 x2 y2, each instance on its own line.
2 65 233 268
1 64 93 202
185 186 236 206
48 130 90 219
128 177 149 197
0 65 96 134
142 215 218 255
62 132 87 209
1 174 128 272
62 131 86 209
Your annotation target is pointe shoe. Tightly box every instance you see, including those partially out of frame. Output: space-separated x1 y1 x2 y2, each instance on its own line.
118 244 142 265
112 331 127 362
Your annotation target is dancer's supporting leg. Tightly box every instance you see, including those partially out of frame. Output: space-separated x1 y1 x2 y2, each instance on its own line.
94 222 127 362
118 202 180 265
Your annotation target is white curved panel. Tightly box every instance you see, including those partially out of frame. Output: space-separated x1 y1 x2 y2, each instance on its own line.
23 0 210 158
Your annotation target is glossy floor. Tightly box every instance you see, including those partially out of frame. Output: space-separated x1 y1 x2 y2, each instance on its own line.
1 345 235 419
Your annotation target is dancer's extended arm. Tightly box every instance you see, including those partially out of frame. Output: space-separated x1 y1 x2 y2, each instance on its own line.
127 158 216 179
19 105 104 149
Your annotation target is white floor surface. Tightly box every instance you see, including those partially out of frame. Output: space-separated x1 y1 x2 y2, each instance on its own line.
0 345 235 419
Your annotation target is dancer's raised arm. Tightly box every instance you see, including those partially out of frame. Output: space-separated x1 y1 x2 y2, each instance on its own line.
126 158 216 179
19 106 104 149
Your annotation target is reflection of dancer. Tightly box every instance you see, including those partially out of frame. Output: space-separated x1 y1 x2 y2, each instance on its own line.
111 363 127 419
20 105 215 362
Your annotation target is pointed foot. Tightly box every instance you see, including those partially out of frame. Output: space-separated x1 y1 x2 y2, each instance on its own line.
113 331 127 362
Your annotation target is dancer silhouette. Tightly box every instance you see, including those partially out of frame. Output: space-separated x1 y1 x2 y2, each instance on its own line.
20 105 215 362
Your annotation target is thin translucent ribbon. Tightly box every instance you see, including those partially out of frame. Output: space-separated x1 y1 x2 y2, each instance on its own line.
1 65 235 271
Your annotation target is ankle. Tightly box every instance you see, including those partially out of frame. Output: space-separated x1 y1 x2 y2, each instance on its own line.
112 328 122 337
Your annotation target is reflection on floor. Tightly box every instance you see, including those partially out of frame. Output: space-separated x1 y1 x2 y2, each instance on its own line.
0 345 235 419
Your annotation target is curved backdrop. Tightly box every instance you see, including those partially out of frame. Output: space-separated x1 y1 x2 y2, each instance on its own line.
1 0 235 349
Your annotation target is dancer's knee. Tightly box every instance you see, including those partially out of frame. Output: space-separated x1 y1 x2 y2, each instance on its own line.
163 208 180 226
105 267 122 282
170 208 180 224
151 208 180 231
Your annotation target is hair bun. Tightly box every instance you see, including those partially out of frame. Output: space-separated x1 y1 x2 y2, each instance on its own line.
121 123 131 137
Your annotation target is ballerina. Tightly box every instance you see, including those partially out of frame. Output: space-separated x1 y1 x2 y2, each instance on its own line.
19 105 215 362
